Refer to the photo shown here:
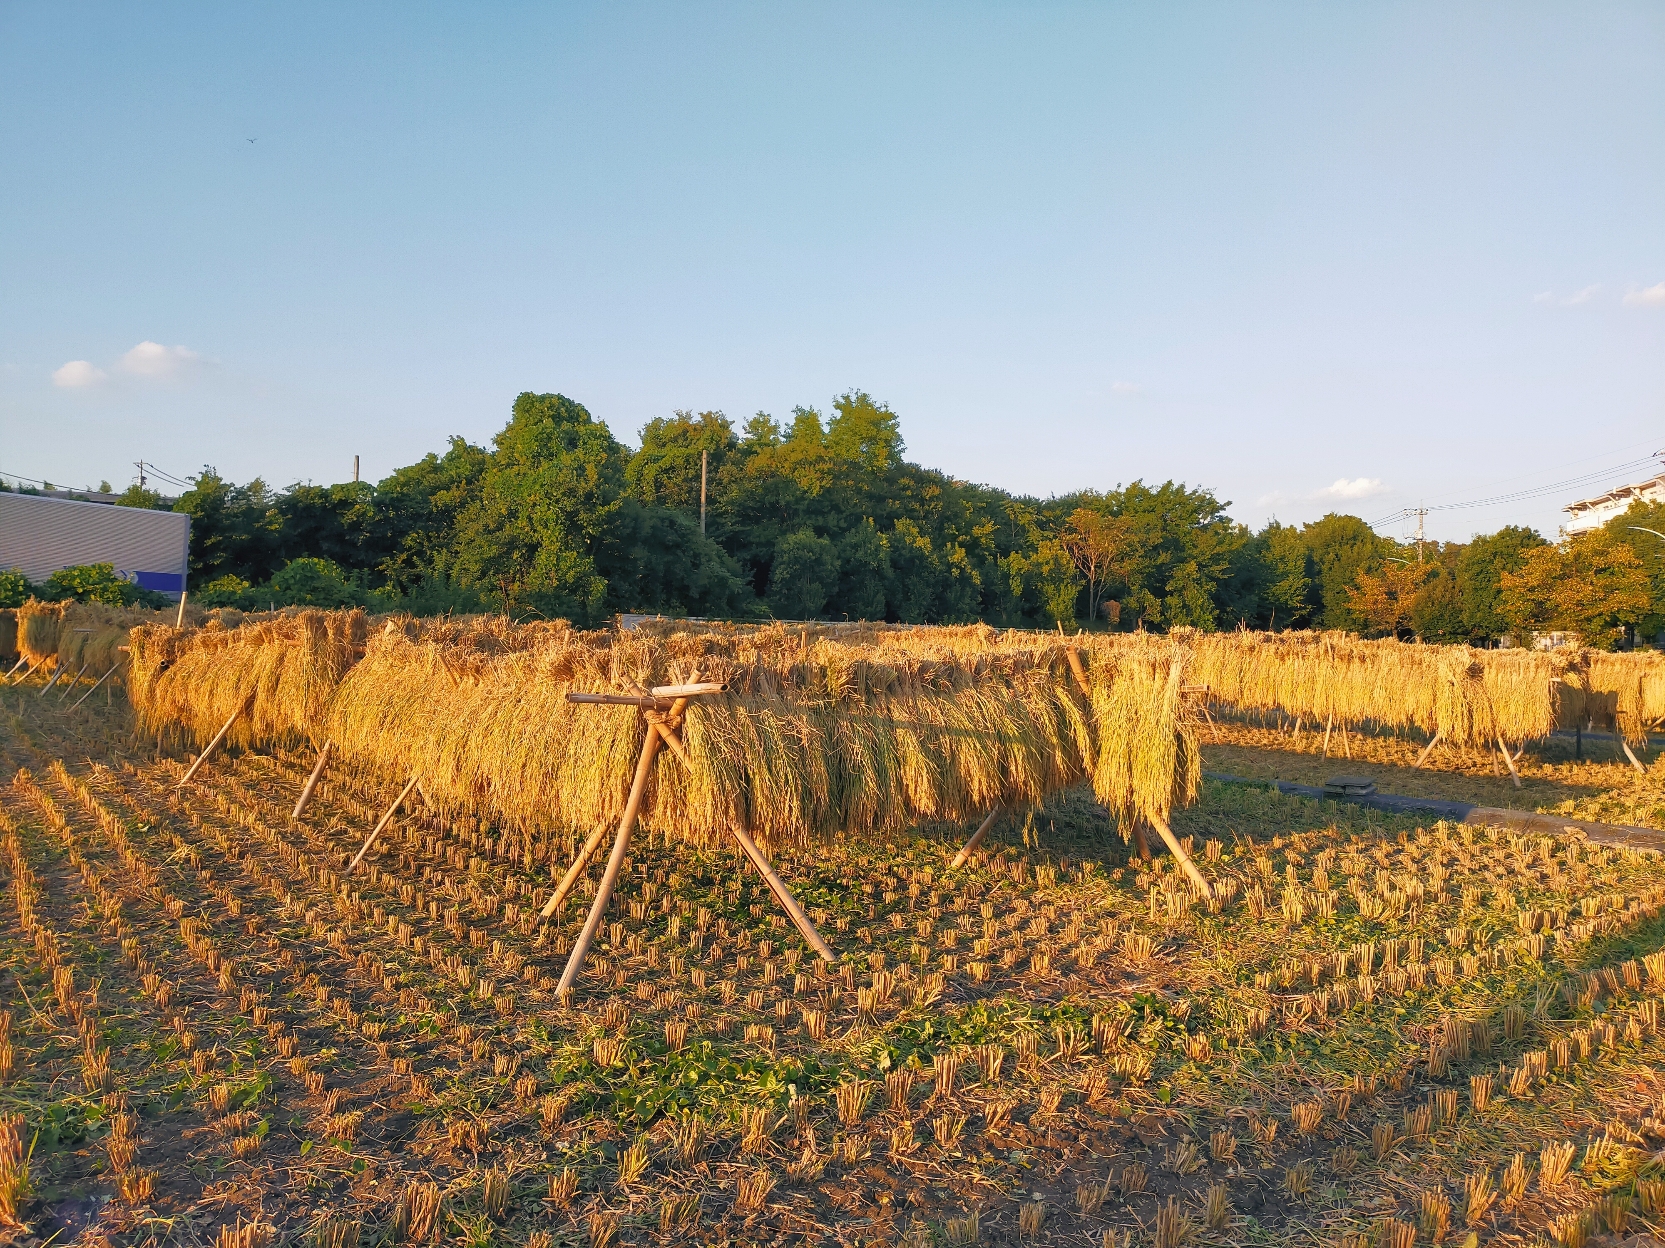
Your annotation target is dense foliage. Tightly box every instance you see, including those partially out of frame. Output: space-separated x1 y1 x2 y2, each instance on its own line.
10 391 1660 645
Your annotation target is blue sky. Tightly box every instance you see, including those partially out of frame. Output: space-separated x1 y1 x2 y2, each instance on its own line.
2 3 1661 543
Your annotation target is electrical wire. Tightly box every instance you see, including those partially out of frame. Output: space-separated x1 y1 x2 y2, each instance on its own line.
1369 451 1663 529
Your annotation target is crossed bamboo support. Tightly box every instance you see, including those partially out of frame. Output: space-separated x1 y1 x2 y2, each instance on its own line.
550 679 836 995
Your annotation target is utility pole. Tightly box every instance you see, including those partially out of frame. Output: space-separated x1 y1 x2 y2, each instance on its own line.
1412 507 1427 562
354 455 360 484
700 450 708 535
135 461 146 490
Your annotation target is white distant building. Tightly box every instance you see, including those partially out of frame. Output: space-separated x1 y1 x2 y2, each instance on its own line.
1562 473 1665 535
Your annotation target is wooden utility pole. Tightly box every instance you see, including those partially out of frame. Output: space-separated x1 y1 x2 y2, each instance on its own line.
700 450 708 535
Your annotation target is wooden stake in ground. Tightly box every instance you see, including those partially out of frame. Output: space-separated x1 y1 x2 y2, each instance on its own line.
69 661 125 711
8 659 37 685
728 820 835 961
175 591 188 630
1620 737 1647 775
1150 813 1211 898
57 660 89 699
1496 736 1522 789
349 773 422 870
540 824 611 919
292 740 334 820
950 807 1004 870
38 666 64 696
176 703 246 787
556 719 666 994
1413 732 1443 769
1322 716 1333 758
1063 648 1092 699
641 693 837 961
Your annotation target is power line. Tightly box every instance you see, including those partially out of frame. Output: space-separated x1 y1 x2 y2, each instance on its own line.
1370 450 1663 529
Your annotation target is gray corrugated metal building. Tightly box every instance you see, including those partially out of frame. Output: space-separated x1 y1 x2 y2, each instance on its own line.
0 492 190 596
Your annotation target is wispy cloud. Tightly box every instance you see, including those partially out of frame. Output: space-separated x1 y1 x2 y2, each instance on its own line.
1110 380 1141 395
1315 477 1386 501
1534 285 1602 307
120 341 201 377
1624 282 1665 308
52 360 106 388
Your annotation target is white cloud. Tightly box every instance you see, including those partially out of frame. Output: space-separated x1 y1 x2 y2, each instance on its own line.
1563 284 1601 306
120 340 201 377
1533 291 1553 304
52 360 106 388
1316 477 1386 501
1110 380 1141 394
1624 282 1665 308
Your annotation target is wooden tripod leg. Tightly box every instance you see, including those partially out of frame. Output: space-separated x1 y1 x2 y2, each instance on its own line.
59 660 89 698
2 657 24 681
1322 716 1332 758
730 822 835 962
39 666 64 696
1149 813 1211 898
70 661 124 711
557 728 664 994
951 807 1003 870
1064 648 1092 698
292 740 333 820
539 824 610 919
177 704 244 787
350 774 421 870
1496 736 1522 788
9 659 38 685
1621 738 1647 775
1413 732 1442 769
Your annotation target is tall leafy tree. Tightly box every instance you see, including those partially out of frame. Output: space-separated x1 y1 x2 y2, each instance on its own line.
1301 513 1392 629
1454 526 1546 642
445 392 627 620
1497 530 1651 649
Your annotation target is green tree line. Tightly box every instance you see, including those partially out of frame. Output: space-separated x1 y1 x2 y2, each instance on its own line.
22 390 1659 648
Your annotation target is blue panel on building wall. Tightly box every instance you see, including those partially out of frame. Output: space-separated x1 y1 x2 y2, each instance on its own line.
132 570 186 592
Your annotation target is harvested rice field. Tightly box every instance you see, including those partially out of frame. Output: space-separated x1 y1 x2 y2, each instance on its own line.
6 671 1665 1248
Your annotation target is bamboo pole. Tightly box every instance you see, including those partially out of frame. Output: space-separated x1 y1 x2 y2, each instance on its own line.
8 659 37 685
1413 732 1443 769
1497 736 1522 788
729 820 835 961
950 807 1003 870
175 591 187 630
541 675 709 923
349 773 422 870
1064 648 1092 698
556 727 664 994
58 660 89 699
38 666 65 696
1322 716 1333 758
176 704 245 787
540 824 610 919
1149 813 1211 898
1620 738 1647 775
69 661 124 711
291 740 333 820
4 656 26 681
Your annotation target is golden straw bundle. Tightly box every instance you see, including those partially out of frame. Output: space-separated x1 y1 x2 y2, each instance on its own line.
129 609 369 749
131 612 1200 845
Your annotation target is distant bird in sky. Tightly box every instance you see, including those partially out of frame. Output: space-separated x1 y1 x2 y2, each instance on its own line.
247 137 257 143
